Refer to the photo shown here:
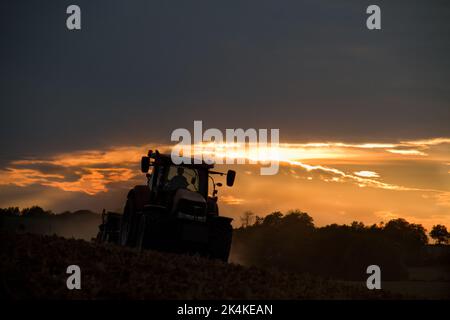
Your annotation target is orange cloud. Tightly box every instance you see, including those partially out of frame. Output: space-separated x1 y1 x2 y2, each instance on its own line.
0 167 134 195
0 138 448 198
45 168 135 195
220 195 245 205
0 168 65 187
386 149 427 156
354 171 380 178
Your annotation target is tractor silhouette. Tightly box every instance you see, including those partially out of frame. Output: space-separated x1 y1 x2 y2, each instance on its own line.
97 150 236 262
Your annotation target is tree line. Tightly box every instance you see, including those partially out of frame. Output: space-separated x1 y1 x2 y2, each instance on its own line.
0 206 53 217
234 210 450 280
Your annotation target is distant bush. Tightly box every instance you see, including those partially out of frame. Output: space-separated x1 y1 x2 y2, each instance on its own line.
20 206 53 217
0 207 20 216
0 206 53 217
430 225 449 245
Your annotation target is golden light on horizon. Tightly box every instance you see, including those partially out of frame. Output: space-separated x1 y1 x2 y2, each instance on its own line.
0 137 449 230
1 137 449 194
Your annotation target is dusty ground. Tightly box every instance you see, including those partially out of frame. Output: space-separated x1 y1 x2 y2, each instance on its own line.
0 232 401 300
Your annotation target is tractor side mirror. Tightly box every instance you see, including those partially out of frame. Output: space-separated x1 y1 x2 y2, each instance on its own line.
226 170 236 187
141 156 150 173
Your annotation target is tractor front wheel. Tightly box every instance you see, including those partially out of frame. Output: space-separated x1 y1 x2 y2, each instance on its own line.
207 218 233 262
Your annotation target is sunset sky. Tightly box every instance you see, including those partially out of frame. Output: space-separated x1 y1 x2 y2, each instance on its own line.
1 0 449 230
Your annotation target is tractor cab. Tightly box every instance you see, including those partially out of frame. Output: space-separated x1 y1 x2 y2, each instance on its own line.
140 150 235 216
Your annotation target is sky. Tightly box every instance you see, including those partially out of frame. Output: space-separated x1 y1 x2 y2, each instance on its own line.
0 0 449 230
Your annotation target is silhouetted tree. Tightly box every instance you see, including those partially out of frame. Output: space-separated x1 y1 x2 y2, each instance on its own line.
350 221 365 230
430 225 449 244
0 207 20 216
262 211 283 226
283 210 314 227
384 218 428 247
254 215 264 225
21 206 52 217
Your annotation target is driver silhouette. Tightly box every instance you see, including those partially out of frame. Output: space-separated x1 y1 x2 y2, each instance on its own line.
166 167 189 191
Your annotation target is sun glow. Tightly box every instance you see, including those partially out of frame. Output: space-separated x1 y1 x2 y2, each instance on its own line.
0 138 448 197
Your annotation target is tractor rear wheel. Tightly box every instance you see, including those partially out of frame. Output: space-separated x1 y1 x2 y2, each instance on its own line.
136 207 166 251
119 197 136 246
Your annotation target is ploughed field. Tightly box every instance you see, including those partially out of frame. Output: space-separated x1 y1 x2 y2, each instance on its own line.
0 232 399 299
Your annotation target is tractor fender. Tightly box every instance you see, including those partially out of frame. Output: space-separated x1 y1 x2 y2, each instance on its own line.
127 185 150 212
209 215 233 225
207 197 219 216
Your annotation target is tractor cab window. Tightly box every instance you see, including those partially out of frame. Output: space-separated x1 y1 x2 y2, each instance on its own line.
164 166 199 192
146 166 155 190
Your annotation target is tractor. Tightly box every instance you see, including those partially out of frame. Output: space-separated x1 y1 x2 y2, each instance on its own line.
97 150 236 262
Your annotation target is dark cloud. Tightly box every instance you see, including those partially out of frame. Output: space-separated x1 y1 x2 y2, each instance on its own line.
1 0 449 160
0 183 126 213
